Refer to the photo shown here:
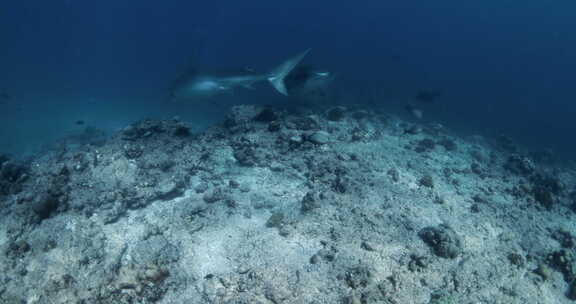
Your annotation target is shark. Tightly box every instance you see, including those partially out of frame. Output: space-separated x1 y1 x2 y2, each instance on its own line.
283 64 335 101
170 49 311 101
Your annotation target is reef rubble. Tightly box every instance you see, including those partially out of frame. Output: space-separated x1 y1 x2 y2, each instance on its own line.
1 105 575 303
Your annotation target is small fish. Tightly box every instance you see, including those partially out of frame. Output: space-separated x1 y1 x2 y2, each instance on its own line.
0 91 11 100
75 120 85 126
415 89 442 103
0 92 11 106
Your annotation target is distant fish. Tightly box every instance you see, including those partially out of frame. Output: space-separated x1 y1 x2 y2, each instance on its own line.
170 49 311 101
0 91 11 100
0 91 11 106
405 104 423 119
415 89 442 103
75 120 85 126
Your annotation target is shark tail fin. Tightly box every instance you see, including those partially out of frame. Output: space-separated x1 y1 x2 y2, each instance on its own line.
268 49 311 95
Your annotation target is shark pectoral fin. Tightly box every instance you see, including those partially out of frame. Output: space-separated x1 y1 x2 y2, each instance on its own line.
268 49 311 96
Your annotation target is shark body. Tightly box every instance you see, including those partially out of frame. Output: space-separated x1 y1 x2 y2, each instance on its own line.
283 65 335 101
170 49 311 101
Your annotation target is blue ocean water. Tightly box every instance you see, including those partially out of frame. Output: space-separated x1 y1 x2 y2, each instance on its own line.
1 0 575 159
